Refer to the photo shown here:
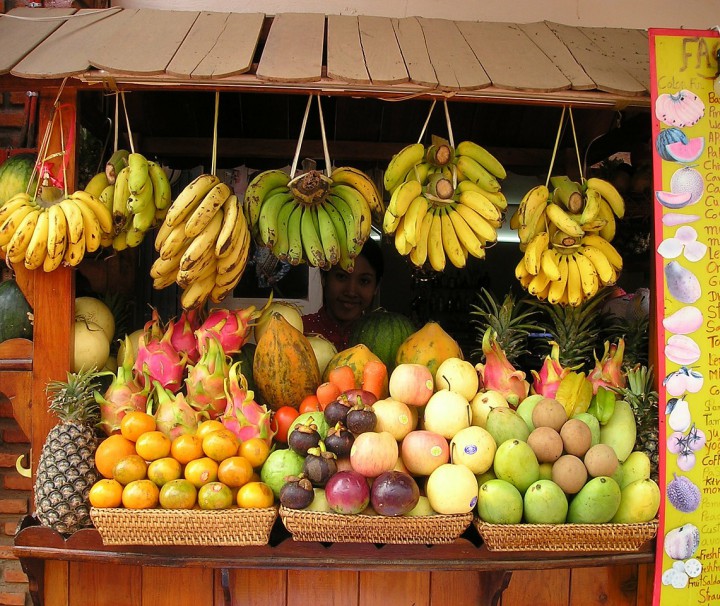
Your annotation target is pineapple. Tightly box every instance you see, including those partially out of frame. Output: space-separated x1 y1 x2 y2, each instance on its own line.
34 368 103 535
470 287 541 367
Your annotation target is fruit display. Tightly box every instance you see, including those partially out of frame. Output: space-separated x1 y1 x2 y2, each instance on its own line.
510 176 626 306
243 165 384 272
381 139 508 270
0 277 33 343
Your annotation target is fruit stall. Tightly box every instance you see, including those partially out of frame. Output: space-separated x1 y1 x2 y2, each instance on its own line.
0 5 697 606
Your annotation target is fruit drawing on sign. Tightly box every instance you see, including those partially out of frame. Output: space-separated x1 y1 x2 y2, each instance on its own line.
666 397 692 433
666 422 705 472
662 367 704 397
656 166 705 209
667 473 701 513
665 334 701 366
664 260 701 303
656 226 707 262
654 89 705 127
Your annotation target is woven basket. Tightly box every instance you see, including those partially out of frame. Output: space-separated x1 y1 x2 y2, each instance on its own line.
90 506 278 546
279 507 473 544
474 519 659 552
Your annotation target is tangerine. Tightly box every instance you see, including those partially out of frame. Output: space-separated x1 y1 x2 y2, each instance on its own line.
196 419 226 440
122 479 160 509
95 434 137 479
88 479 123 508
147 457 183 487
236 481 274 508
217 456 254 488
197 482 234 510
239 437 271 468
112 454 148 485
184 456 219 488
120 411 156 442
135 430 172 461
202 429 239 462
170 434 204 464
159 479 197 509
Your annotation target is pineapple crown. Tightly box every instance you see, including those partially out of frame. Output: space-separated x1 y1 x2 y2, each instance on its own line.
46 367 104 425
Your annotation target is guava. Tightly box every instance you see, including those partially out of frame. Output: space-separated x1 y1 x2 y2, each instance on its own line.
260 448 305 498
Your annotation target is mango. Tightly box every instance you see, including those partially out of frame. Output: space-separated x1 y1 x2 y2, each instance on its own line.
523 480 568 524
493 439 540 494
611 478 661 523
620 451 651 488
485 407 530 446
567 476 621 523
599 400 637 462
477 479 523 524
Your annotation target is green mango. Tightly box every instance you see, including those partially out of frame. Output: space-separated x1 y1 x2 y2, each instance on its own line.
477 479 524 524
620 451 651 489
516 394 544 431
523 479 568 524
567 476 621 523
599 400 637 462
611 478 660 523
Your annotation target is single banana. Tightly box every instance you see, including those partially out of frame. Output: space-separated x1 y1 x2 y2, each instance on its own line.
131 191 157 233
257 190 294 247
517 185 549 245
574 249 600 298
184 182 232 239
44 204 67 271
127 178 155 215
211 239 249 300
545 203 585 238
327 192 363 257
244 169 291 232
579 187 601 225
59 198 85 250
457 180 508 211
112 166 131 232
165 174 221 228
74 197 102 253
84 172 110 199
177 255 217 289
577 244 616 285
99 184 115 217
457 189 502 223
300 205 326 268
402 195 429 247
393 216 412 256
426 208 446 272
5 208 40 264
408 210 434 268
61 211 86 267
112 229 129 252
150 243 187 280
330 183 372 243
403 162 433 188
514 257 533 289
453 203 497 243
127 152 150 196
596 197 617 242
523 231 550 276
585 177 625 218
565 254 584 307
580 234 624 270
159 221 191 260
0 203 36 248
383 142 425 192
0 193 35 226
215 194 242 258
124 225 146 248
147 161 172 210
455 140 506 180
331 166 385 226
440 206 466 269
154 216 175 252
180 272 215 310
455 155 501 193
316 202 341 266
527 268 551 297
322 200 349 264
548 254 570 305
216 224 249 277
540 247 561 282
285 204 304 265
71 190 114 235
24 208 49 270
447 205 485 259
153 271 178 290
179 210 223 272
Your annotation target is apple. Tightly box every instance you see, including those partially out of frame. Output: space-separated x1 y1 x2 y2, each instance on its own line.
423 389 471 439
372 397 414 441
388 363 435 406
426 463 479 514
350 431 398 477
449 425 496 475
435 357 479 401
393 454 410 474
401 430 450 476
470 390 509 427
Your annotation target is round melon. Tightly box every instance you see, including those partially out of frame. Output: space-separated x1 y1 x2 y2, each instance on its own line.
0 154 37 205
348 309 416 371
655 128 688 161
665 137 704 163
0 279 33 343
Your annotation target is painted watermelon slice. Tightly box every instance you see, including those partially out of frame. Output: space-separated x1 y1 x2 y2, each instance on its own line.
665 137 705 163
656 190 694 209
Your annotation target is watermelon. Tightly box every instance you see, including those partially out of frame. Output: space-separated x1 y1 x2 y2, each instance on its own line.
655 128 688 162
0 279 33 343
348 309 416 371
665 137 705 163
0 154 37 205
656 190 693 209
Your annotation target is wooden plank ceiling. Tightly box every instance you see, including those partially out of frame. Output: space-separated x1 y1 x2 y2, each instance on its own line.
0 7 650 106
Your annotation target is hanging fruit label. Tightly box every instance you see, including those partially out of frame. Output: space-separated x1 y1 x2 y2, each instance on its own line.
650 28 720 605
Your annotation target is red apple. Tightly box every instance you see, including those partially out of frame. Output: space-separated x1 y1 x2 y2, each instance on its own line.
350 431 398 477
388 363 435 407
401 429 450 476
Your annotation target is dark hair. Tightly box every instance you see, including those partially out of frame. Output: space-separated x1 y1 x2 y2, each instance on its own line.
359 237 384 282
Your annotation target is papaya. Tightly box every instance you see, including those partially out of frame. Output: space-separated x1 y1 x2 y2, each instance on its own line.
395 321 463 376
253 313 321 411
322 343 382 388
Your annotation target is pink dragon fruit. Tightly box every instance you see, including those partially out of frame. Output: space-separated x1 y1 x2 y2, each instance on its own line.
185 334 231 419
168 309 202 365
530 341 572 399
195 307 262 355
153 381 200 440
134 321 188 393
475 328 530 408
588 338 627 394
221 361 275 446
95 336 150 436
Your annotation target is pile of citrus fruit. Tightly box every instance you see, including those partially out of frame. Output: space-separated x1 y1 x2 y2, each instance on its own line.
88 413 275 510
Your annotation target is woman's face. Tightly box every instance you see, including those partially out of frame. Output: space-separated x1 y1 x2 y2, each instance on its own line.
323 255 379 326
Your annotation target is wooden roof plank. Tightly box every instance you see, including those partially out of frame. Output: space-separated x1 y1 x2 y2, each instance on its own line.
545 21 647 96
89 9 198 75
579 26 649 91
0 7 77 76
358 15 409 85
256 13 325 83
392 17 438 89
417 18 490 91
166 12 264 79
456 21 571 93
326 15 371 84
11 8 124 79
517 22 596 91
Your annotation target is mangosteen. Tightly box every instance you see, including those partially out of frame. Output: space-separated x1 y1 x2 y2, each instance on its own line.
279 475 315 509
346 402 377 435
324 423 355 458
303 443 338 487
324 395 352 427
288 420 321 455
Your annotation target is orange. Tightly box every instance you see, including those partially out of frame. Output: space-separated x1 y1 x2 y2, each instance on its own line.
238 437 271 468
202 429 239 462
217 456 254 488
236 481 274 509
184 456 219 488
120 411 156 442
135 430 172 461
197 482 234 510
170 434 204 464
159 479 197 509
122 479 160 509
112 454 148 486
88 479 123 508
147 457 183 487
95 434 137 479
196 419 226 441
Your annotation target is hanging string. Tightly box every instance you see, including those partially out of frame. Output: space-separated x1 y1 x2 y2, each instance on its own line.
290 95 314 179
568 107 584 182
417 99 437 144
113 91 120 153
120 91 135 154
443 100 457 189
317 95 332 177
211 91 220 175
545 106 567 188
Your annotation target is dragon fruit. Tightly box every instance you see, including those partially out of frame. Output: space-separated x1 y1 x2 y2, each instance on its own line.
134 321 188 393
195 307 259 355
185 334 231 419
168 309 202 365
221 361 275 446
475 327 530 408
95 335 150 436
153 381 200 440
531 341 572 399
588 338 627 394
